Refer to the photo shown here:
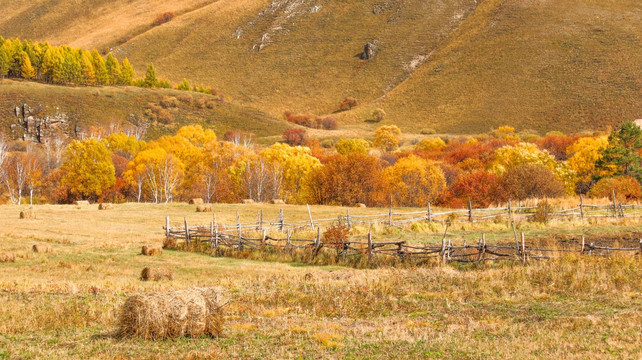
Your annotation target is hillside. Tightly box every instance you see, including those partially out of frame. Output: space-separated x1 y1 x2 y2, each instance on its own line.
0 80 288 141
0 0 640 135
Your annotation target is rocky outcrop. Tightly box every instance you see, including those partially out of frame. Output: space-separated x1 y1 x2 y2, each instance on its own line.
361 42 377 60
11 104 70 143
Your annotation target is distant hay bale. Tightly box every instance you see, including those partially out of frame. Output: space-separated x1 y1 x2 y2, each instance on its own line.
32 244 52 253
140 267 174 281
0 253 16 262
242 199 255 204
196 204 212 212
74 200 90 206
271 199 285 205
19 209 36 219
141 246 163 256
355 203 367 208
189 198 204 205
118 287 225 340
99 203 113 210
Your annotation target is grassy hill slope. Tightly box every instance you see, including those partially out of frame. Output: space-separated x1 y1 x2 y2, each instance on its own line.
0 0 640 135
0 80 288 141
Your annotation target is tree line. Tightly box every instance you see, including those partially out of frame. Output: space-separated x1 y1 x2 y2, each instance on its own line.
0 122 640 207
0 37 217 95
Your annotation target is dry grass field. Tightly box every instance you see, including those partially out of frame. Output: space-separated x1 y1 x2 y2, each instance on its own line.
0 202 641 359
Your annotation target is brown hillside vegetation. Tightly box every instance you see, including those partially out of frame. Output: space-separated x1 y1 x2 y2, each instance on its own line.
0 0 640 135
0 80 288 140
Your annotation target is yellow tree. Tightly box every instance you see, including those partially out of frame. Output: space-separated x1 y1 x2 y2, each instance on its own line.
415 137 446 151
373 125 401 152
490 142 576 194
260 143 321 203
566 136 611 182
60 139 115 201
336 138 370 155
104 133 145 160
202 141 252 203
123 145 184 203
383 155 446 207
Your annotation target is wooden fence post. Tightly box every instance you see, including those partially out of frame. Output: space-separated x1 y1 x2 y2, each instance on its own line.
481 233 486 263
427 202 432 223
260 209 263 230
210 221 214 250
346 209 352 229
511 221 519 251
214 224 219 250
307 204 315 228
389 196 393 226
468 199 473 223
521 232 526 265
237 213 242 250
441 233 447 265
166 216 170 241
579 194 584 220
256 210 260 230
477 236 483 262
447 237 452 262
367 230 373 262
286 229 291 252
184 218 190 247
279 209 284 232
508 200 513 222
262 229 267 245
612 190 617 218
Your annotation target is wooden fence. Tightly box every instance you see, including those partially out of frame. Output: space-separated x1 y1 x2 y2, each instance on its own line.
165 212 642 266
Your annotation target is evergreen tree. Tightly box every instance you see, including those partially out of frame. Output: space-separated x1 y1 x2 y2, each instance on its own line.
119 58 135 85
61 48 82 84
80 50 95 84
19 51 35 79
143 63 158 88
596 121 642 183
176 78 191 90
40 47 62 83
0 46 9 78
105 53 120 85
91 50 108 85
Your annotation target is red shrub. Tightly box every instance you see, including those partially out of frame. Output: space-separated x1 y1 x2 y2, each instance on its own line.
449 171 500 208
283 128 308 146
154 12 175 26
339 97 358 111
322 117 338 130
533 134 578 160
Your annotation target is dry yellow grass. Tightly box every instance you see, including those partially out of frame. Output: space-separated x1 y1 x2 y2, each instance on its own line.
0 203 639 359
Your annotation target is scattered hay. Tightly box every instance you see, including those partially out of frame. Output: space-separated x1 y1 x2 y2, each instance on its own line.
189 198 204 204
118 287 225 339
163 237 176 249
196 204 212 212
74 200 90 206
0 253 16 262
99 203 114 210
19 209 36 219
242 199 255 204
140 267 174 281
32 244 52 253
141 246 163 256
355 203 367 208
271 199 285 205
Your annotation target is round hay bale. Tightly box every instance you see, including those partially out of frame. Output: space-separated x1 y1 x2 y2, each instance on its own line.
189 198 204 205
0 253 16 263
140 267 174 281
19 209 36 219
141 245 163 256
99 203 113 210
118 287 225 339
196 204 212 212
355 203 367 208
32 244 52 253
74 200 90 206
271 199 285 205
241 199 255 204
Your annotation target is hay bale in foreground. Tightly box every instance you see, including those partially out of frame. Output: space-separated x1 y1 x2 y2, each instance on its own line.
32 244 52 253
140 267 173 281
355 203 367 208
118 287 225 339
0 253 16 262
98 203 113 210
74 200 90 206
141 245 163 256
271 199 285 204
196 204 212 212
242 199 255 204
19 209 36 219
189 198 204 205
